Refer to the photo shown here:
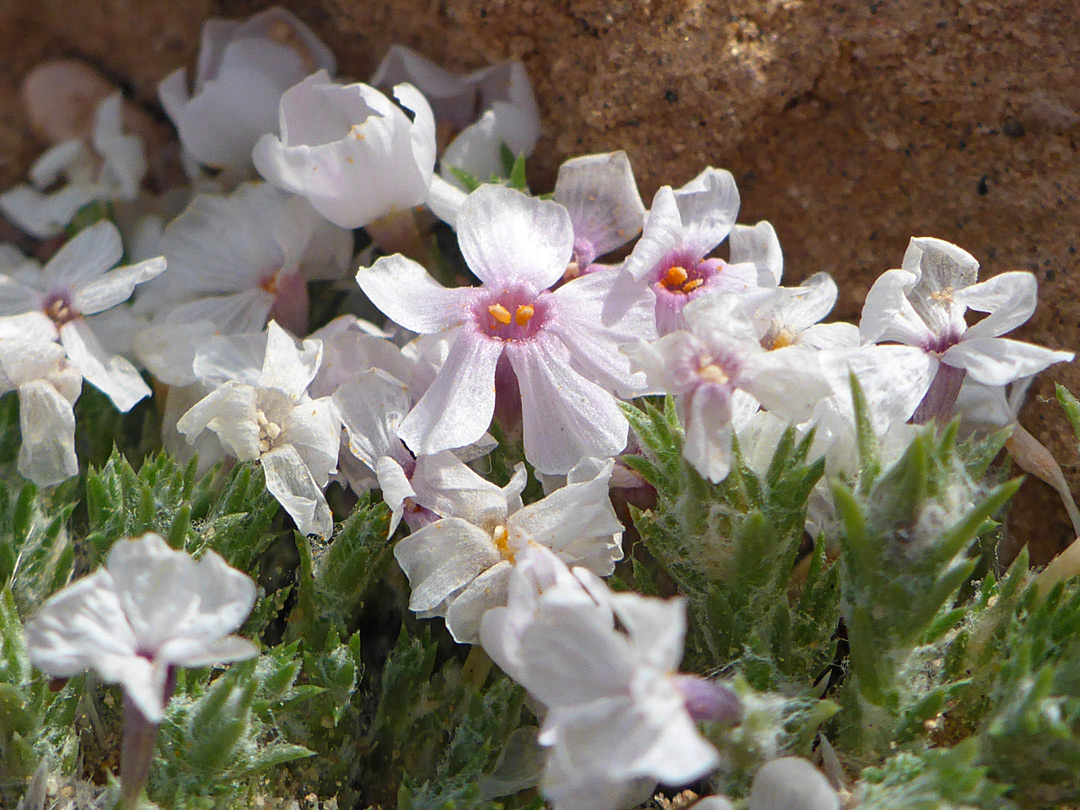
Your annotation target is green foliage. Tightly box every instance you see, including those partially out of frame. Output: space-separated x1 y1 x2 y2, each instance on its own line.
622 397 837 685
0 587 81 805
832 390 1020 754
0 479 78 613
857 740 1012 810
84 450 279 571
366 630 530 809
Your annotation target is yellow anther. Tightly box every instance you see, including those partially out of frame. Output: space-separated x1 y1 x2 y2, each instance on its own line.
699 364 729 386
766 328 796 350
682 279 704 292
492 525 515 562
488 303 512 325
515 305 535 326
663 265 689 288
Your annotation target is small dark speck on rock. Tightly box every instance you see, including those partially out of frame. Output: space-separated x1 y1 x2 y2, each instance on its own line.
664 90 679 103
977 175 989 196
1003 119 1026 138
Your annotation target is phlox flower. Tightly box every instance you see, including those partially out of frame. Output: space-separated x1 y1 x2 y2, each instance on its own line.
26 532 257 723
159 6 336 172
134 182 351 385
394 454 624 643
0 221 165 411
623 168 781 334
744 272 859 350
26 532 257 804
357 184 656 475
371 44 540 188
860 236 1073 422
480 545 733 810
253 70 436 229
176 322 340 537
0 334 81 486
554 151 646 276
0 93 146 239
626 293 828 483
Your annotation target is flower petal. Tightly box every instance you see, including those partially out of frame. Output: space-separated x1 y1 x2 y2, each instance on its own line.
17 380 78 487
674 167 740 258
72 256 165 315
457 185 573 290
505 333 628 475
956 271 1038 340
60 319 150 412
944 337 1074 386
356 253 474 334
262 443 334 537
394 517 502 612
554 151 645 259
398 329 503 456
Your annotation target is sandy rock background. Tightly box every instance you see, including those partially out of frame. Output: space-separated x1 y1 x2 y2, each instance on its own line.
1 0 1077 561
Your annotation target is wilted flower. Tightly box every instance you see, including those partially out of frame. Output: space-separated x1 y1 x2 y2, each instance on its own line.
159 6 336 172
253 70 436 229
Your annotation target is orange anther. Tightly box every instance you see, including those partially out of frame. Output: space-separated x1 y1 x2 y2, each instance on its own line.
488 303 512 325
515 304 535 326
663 265 689 287
682 279 704 292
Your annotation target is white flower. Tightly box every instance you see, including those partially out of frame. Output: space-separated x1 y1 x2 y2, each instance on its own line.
26 533 257 723
134 183 351 385
0 222 165 411
0 93 146 238
480 545 727 810
176 322 340 537
253 70 436 229
744 272 859 351
0 336 81 486
394 454 624 643
860 236 1073 422
626 293 828 483
371 45 540 189
623 169 777 334
554 151 645 273
357 184 655 475
159 7 336 172
748 758 840 810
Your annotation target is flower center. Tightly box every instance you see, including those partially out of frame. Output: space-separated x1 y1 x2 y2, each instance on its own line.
698 363 730 386
657 264 706 295
43 291 78 326
476 288 546 342
492 524 515 562
256 409 282 454
761 323 798 350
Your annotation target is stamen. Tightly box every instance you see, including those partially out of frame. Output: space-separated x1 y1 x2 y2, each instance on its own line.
492 525 515 562
663 266 689 288
488 303 512 325
681 279 704 292
699 364 729 386
515 305 535 326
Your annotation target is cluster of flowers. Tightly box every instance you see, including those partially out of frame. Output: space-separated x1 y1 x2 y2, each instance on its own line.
6 7 1074 809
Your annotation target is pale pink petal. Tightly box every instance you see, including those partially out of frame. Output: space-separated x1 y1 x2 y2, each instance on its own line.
262 443 334 537
554 151 645 259
957 271 1038 340
457 185 573 290
398 330 503 456
17 380 78 487
72 256 165 315
445 560 514 643
409 450 513 526
674 167 739 258
505 334 628 475
683 383 734 484
356 253 474 334
859 268 933 347
60 319 150 412
944 337 1074 386
394 517 501 611
623 187 683 280
43 220 124 289
729 220 783 286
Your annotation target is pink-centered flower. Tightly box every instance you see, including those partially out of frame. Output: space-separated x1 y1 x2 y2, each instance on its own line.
623 168 780 334
356 184 656 475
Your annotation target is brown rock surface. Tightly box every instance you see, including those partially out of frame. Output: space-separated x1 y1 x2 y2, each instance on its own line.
2 0 1078 560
